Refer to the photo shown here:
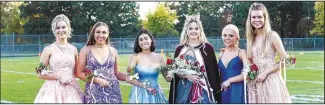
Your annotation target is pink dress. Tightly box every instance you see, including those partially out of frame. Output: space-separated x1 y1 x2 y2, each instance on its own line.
247 39 292 103
34 43 83 103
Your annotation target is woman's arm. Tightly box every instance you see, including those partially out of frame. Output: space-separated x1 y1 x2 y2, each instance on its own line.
158 54 172 82
73 46 79 76
255 32 286 83
75 46 109 86
75 46 89 81
112 47 127 81
125 54 142 86
262 32 286 75
37 46 62 80
124 54 150 88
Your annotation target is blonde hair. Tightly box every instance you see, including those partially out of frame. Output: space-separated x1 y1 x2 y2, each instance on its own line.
222 24 240 47
51 14 72 38
179 14 209 45
245 2 272 58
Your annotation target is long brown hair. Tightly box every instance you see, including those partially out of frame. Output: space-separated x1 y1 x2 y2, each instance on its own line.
86 22 110 46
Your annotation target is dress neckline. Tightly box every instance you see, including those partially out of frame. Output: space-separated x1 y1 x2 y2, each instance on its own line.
185 43 203 49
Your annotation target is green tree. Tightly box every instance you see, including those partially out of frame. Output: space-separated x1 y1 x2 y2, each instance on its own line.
19 1 140 37
310 2 324 35
1 2 28 35
198 1 226 37
167 1 228 37
166 1 201 35
297 17 314 37
231 1 315 38
142 3 178 37
231 1 252 37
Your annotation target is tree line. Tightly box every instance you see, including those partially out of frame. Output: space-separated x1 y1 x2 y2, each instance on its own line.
1 1 324 38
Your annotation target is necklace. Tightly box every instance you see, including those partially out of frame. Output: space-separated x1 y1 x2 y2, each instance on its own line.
94 44 104 48
226 47 238 52
55 42 67 53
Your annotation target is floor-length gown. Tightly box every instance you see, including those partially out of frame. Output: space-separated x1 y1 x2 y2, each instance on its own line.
247 40 292 103
34 43 83 103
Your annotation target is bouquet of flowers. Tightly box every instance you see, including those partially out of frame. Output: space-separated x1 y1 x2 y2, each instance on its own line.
85 66 96 82
246 63 259 81
274 54 297 68
127 67 139 80
285 54 296 66
35 62 53 75
240 58 259 82
85 66 109 88
127 67 155 99
156 53 203 78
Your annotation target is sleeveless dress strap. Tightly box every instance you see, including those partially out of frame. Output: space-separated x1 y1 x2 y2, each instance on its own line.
220 52 225 60
88 45 93 55
107 46 112 58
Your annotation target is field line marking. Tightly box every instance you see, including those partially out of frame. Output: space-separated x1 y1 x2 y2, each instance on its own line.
1 70 324 85
1 100 14 103
1 69 324 104
0 70 171 89
286 80 324 84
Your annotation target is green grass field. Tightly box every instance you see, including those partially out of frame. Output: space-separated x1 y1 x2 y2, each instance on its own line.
1 51 324 103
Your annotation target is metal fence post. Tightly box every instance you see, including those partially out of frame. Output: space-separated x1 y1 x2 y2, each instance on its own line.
216 39 219 52
1 35 324 57
164 41 166 51
39 35 41 53
122 40 125 53
168 36 170 52
314 38 316 50
12 32 15 56
291 38 294 51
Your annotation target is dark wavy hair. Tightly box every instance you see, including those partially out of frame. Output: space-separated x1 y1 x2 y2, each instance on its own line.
134 29 155 53
86 22 110 46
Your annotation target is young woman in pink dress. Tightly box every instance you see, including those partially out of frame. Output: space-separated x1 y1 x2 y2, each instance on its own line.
245 2 292 103
34 14 83 103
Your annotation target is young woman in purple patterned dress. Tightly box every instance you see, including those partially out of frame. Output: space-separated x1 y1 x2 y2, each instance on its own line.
76 22 127 103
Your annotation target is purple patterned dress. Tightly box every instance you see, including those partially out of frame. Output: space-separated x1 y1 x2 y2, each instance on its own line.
83 48 122 103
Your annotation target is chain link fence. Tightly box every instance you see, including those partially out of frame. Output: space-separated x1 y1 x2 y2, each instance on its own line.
1 35 324 57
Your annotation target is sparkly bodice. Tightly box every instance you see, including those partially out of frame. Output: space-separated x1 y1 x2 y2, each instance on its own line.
49 43 75 72
86 49 117 81
251 40 277 74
